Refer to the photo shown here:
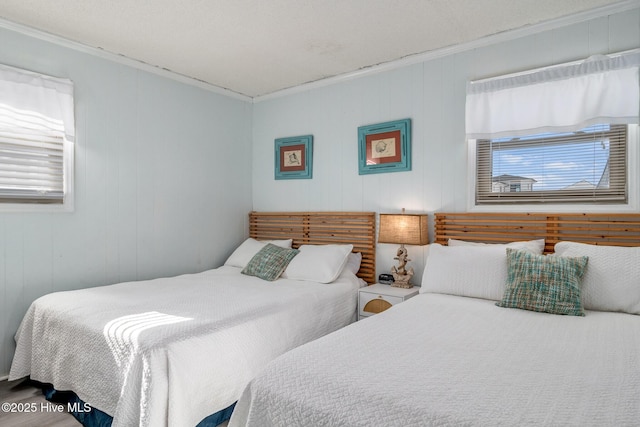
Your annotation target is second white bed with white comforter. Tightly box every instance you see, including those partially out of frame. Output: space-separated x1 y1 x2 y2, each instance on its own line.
230 292 640 426
10 265 362 427
230 239 640 427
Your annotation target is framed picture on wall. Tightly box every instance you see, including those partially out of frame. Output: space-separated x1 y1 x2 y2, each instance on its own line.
358 118 411 175
275 134 313 179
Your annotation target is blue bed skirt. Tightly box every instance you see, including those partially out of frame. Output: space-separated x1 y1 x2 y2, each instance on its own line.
34 380 235 427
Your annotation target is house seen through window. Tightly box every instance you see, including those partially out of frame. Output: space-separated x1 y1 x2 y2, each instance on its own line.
476 124 628 204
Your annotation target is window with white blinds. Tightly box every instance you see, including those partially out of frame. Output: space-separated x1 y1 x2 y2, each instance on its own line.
467 49 638 208
0 104 66 203
475 124 628 205
0 64 74 209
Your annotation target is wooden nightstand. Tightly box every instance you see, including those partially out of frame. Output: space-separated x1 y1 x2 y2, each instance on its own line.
358 283 419 320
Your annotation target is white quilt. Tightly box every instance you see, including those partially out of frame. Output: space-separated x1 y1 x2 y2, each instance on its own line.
230 293 640 427
9 266 361 427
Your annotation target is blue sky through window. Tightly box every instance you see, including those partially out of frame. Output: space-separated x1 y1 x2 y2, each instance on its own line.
491 125 610 191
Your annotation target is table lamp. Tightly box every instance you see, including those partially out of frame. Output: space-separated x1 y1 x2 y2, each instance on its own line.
378 209 428 288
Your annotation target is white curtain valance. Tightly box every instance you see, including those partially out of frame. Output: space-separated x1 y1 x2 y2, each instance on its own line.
465 49 640 139
0 63 75 142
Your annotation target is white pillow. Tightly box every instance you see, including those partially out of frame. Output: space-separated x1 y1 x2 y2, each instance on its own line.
282 244 353 283
554 241 640 314
224 238 293 268
448 238 545 254
420 243 510 300
344 252 362 275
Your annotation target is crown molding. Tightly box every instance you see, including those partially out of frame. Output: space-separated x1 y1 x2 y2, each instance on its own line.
254 0 639 103
0 17 253 103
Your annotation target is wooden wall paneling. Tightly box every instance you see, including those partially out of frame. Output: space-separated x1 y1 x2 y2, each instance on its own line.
550 18 591 64
337 80 364 212
0 218 6 376
3 216 25 377
22 218 53 308
587 15 611 55
609 8 640 52
113 68 140 284
83 68 110 289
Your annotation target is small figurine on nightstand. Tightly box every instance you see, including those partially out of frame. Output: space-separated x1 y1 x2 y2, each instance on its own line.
391 246 414 288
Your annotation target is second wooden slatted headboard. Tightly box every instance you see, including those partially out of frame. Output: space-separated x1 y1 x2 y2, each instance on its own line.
435 212 640 253
249 211 376 284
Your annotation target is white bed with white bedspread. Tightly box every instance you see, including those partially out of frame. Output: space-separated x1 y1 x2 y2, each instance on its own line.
9 265 362 427
230 235 640 427
230 292 640 427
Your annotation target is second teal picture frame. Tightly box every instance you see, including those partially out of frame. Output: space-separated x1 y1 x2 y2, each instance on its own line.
358 119 411 175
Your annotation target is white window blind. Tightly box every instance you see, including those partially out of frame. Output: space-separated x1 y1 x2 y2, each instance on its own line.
476 124 628 205
0 64 74 205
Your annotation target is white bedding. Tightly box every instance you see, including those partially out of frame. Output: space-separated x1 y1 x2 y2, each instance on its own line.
9 266 362 427
230 293 640 427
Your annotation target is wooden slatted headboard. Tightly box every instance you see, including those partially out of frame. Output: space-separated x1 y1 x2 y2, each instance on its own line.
249 211 376 284
435 212 640 253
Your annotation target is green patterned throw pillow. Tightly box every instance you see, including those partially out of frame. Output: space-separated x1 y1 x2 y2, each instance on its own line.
241 243 299 281
496 248 588 316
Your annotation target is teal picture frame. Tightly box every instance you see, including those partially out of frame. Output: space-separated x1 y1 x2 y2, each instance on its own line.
358 119 411 175
275 135 313 180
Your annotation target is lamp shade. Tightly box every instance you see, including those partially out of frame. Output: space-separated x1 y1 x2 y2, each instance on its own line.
378 213 428 245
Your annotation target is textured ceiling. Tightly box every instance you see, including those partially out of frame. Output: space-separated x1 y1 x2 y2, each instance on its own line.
0 0 630 98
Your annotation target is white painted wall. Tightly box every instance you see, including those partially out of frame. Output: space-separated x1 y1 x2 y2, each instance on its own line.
0 28 253 376
252 8 640 287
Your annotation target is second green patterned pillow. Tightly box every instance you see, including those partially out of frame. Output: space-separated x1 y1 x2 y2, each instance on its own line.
496 248 588 316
